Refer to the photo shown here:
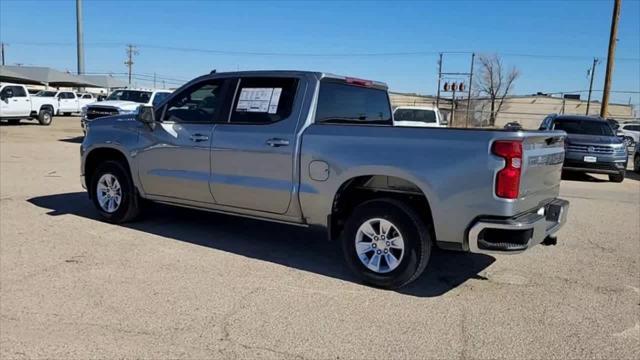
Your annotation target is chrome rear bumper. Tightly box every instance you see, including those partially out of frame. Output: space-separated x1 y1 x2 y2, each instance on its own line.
468 199 569 254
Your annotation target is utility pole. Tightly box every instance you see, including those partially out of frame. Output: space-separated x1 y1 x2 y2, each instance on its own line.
1 42 5 66
76 0 84 75
124 44 138 86
451 85 456 127
435 53 443 109
586 57 599 115
153 72 157 89
465 53 475 127
600 0 621 118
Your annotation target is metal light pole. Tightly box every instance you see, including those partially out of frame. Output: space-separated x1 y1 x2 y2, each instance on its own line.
76 0 85 75
435 53 443 109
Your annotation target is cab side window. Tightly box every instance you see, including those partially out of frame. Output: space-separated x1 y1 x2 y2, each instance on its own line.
8 86 27 97
229 77 298 124
162 80 225 123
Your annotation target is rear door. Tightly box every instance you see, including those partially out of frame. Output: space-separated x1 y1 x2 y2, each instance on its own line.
136 78 233 203
209 76 305 214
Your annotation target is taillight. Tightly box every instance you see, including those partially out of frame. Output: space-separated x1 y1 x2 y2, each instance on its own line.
492 140 523 199
345 77 373 87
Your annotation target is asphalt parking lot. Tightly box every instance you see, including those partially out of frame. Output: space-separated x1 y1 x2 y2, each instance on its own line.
1 117 639 359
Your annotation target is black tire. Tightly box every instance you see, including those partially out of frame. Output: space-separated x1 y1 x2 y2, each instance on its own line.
63 112 71 116
7 119 20 125
609 172 625 183
341 198 432 289
38 109 53 126
634 155 640 174
90 160 141 223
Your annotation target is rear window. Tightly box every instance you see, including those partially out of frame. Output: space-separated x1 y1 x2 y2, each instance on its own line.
315 81 391 125
553 119 614 136
394 109 436 123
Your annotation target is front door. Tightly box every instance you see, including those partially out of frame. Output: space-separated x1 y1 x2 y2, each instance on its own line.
58 92 77 113
210 76 304 214
1 86 31 117
136 78 231 204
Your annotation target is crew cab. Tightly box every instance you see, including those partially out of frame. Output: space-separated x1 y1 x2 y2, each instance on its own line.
393 105 446 127
0 83 57 125
540 114 627 182
81 71 569 289
35 90 95 115
81 89 172 133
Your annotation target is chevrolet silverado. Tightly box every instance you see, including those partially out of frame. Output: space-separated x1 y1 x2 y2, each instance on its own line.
81 71 569 289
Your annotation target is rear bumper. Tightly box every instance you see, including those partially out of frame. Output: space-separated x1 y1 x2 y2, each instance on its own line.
468 199 569 254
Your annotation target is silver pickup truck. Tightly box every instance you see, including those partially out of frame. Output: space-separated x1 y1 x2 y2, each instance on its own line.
81 71 569 289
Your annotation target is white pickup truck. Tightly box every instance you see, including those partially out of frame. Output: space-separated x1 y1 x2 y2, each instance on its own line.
34 90 96 115
393 105 446 127
81 89 172 133
0 83 57 125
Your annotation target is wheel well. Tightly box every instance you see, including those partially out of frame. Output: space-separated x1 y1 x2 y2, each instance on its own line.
84 148 131 198
330 175 435 242
40 105 54 112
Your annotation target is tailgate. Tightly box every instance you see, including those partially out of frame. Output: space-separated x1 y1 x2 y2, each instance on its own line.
519 132 565 208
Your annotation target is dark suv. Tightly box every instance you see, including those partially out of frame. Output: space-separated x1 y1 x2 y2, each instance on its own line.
540 114 628 182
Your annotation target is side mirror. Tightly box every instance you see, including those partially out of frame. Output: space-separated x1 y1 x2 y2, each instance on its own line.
136 105 156 127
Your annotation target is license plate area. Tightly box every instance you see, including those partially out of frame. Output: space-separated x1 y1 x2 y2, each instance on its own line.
583 156 597 163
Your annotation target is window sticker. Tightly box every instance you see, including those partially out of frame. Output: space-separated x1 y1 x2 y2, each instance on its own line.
236 88 282 113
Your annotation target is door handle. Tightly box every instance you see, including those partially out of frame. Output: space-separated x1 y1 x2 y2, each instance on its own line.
189 134 209 142
266 138 290 147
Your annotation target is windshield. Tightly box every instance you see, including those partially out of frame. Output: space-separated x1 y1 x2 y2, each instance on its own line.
106 90 152 103
35 91 57 97
394 109 436 123
554 119 614 136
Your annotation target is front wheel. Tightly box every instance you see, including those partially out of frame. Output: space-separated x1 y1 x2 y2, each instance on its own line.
38 109 52 125
609 172 625 183
341 198 432 289
90 160 141 223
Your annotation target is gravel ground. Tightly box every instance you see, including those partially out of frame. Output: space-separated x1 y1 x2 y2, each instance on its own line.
1 117 639 359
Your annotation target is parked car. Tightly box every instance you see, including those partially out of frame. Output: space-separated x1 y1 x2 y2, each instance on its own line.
540 114 627 182
617 122 640 147
634 142 640 174
81 71 569 289
392 105 446 127
81 89 172 133
0 83 57 125
35 90 95 115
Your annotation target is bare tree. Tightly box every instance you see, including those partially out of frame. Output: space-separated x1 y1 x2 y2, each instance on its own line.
474 54 520 126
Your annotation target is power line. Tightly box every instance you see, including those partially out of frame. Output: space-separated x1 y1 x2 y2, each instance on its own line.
6 41 640 61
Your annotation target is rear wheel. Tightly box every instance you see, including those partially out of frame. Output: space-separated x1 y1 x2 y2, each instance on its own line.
90 160 141 223
609 172 625 183
634 155 640 174
38 109 53 126
341 198 432 289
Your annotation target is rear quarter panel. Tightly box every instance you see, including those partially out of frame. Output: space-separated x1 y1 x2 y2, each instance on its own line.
299 125 562 246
